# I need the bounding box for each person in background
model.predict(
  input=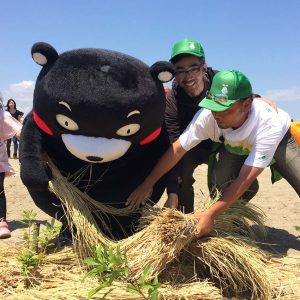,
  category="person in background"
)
[0,93,22,238]
[6,98,23,159]
[127,70,300,239]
